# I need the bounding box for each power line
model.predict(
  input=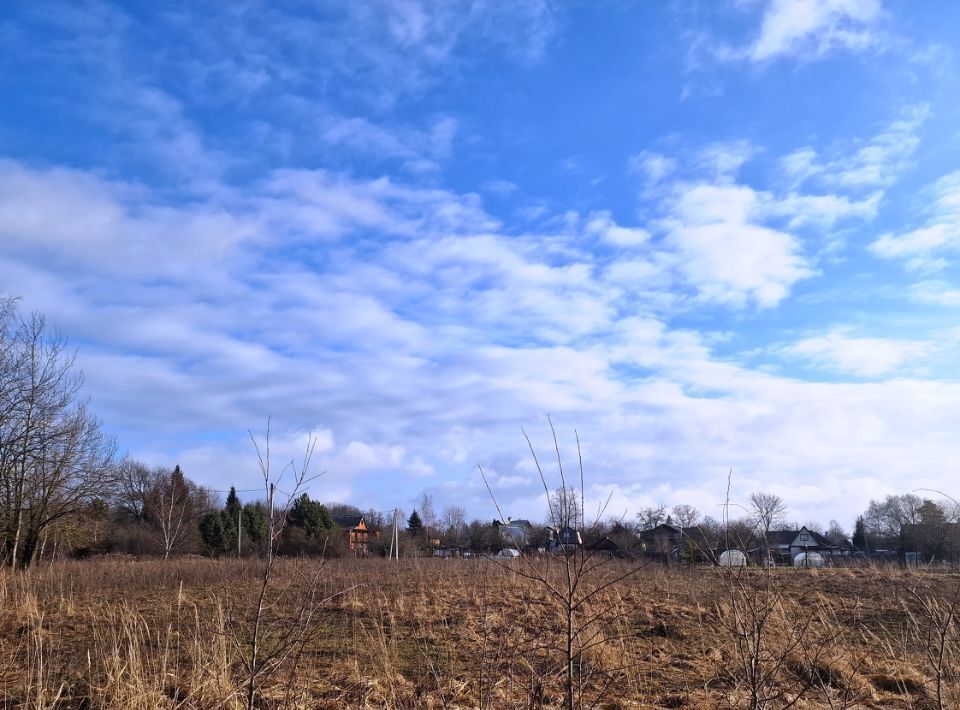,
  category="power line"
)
[205,487,262,494]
